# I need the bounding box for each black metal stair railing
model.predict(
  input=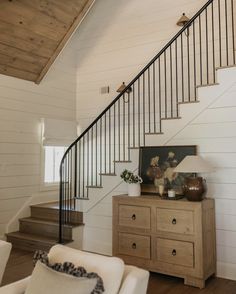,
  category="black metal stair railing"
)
[59,0,236,242]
